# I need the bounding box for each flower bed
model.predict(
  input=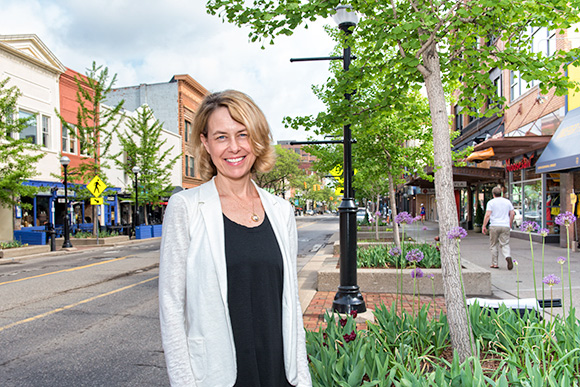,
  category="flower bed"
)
[306,303,580,386]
